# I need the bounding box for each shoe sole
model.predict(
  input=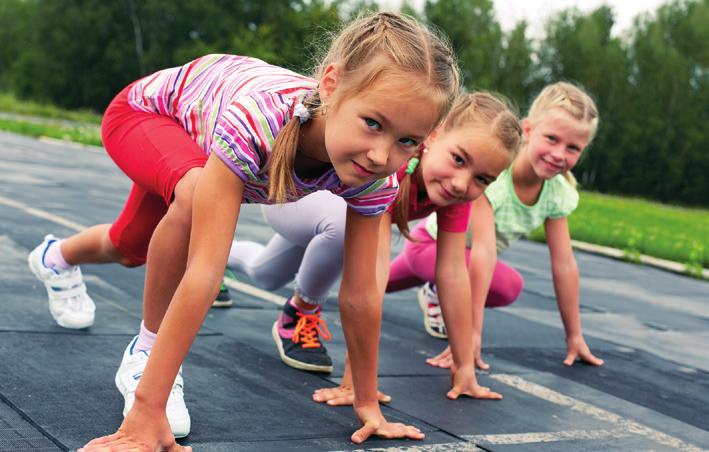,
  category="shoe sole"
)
[271,321,333,374]
[28,253,94,330]
[417,290,448,339]
[211,299,233,308]
[114,359,190,439]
